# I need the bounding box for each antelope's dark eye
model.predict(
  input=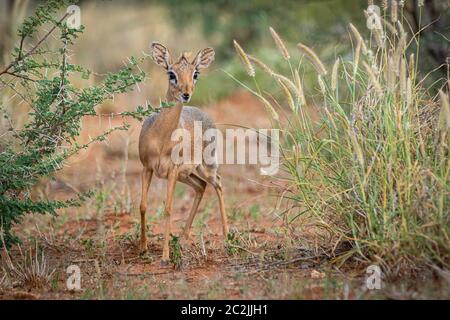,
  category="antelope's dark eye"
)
[193,71,200,80]
[168,71,177,83]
